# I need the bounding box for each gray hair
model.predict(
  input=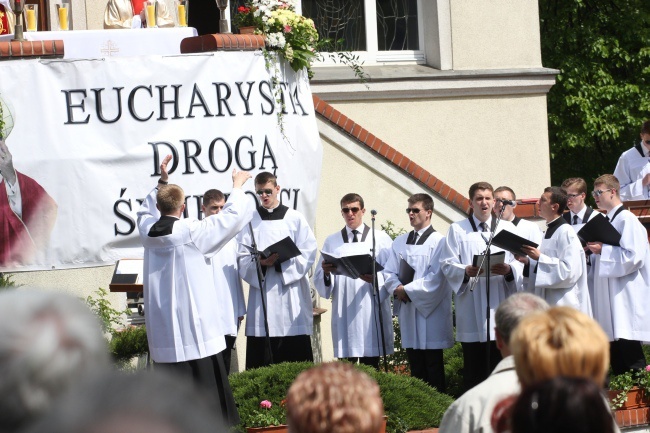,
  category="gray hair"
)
[495,293,549,344]
[0,288,110,432]
[23,370,228,433]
